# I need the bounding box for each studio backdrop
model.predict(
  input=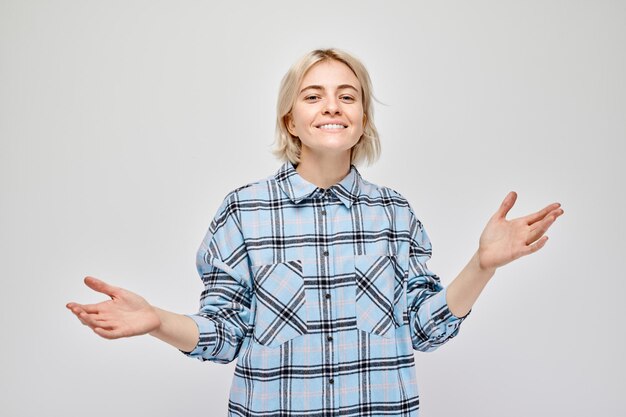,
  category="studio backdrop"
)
[1,1,624,416]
